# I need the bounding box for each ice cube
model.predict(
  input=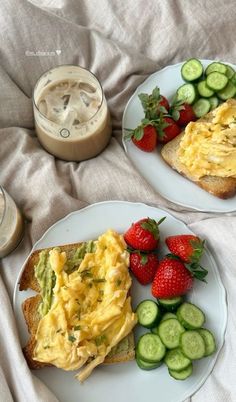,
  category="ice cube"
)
[79,82,96,93]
